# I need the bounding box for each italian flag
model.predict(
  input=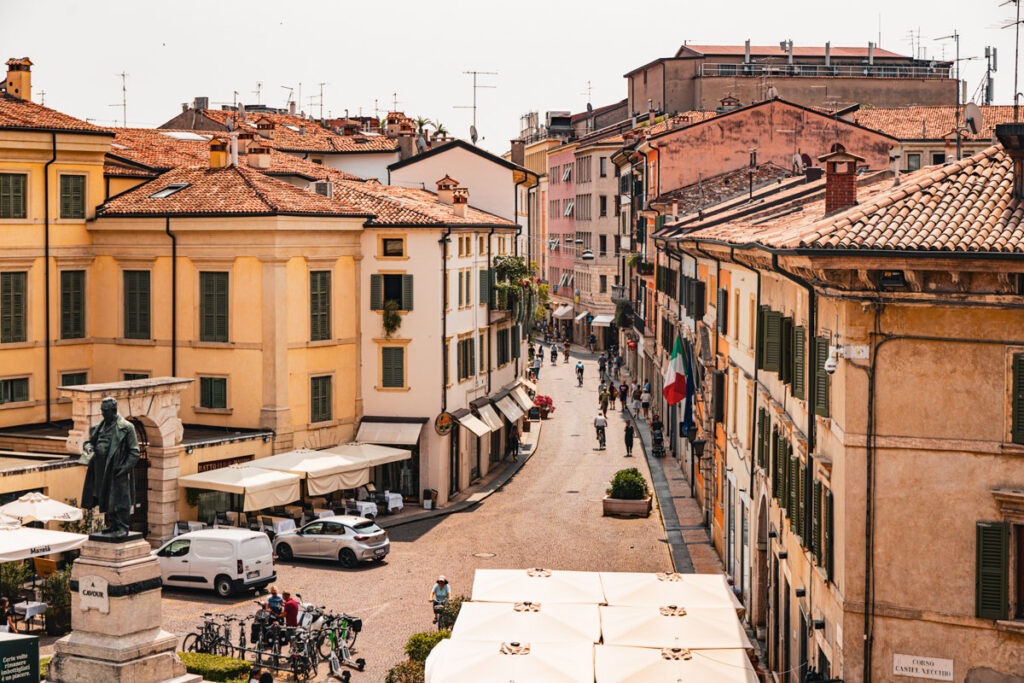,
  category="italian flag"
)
[663,334,687,406]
